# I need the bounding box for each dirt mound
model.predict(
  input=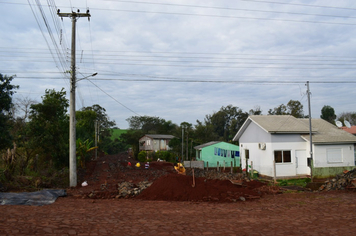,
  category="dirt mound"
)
[68,154,175,199]
[135,173,266,202]
[69,154,273,202]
